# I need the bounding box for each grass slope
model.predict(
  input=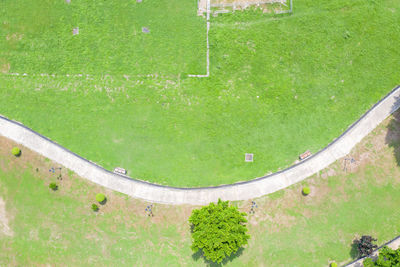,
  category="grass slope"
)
[0,115,400,266]
[0,0,399,186]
